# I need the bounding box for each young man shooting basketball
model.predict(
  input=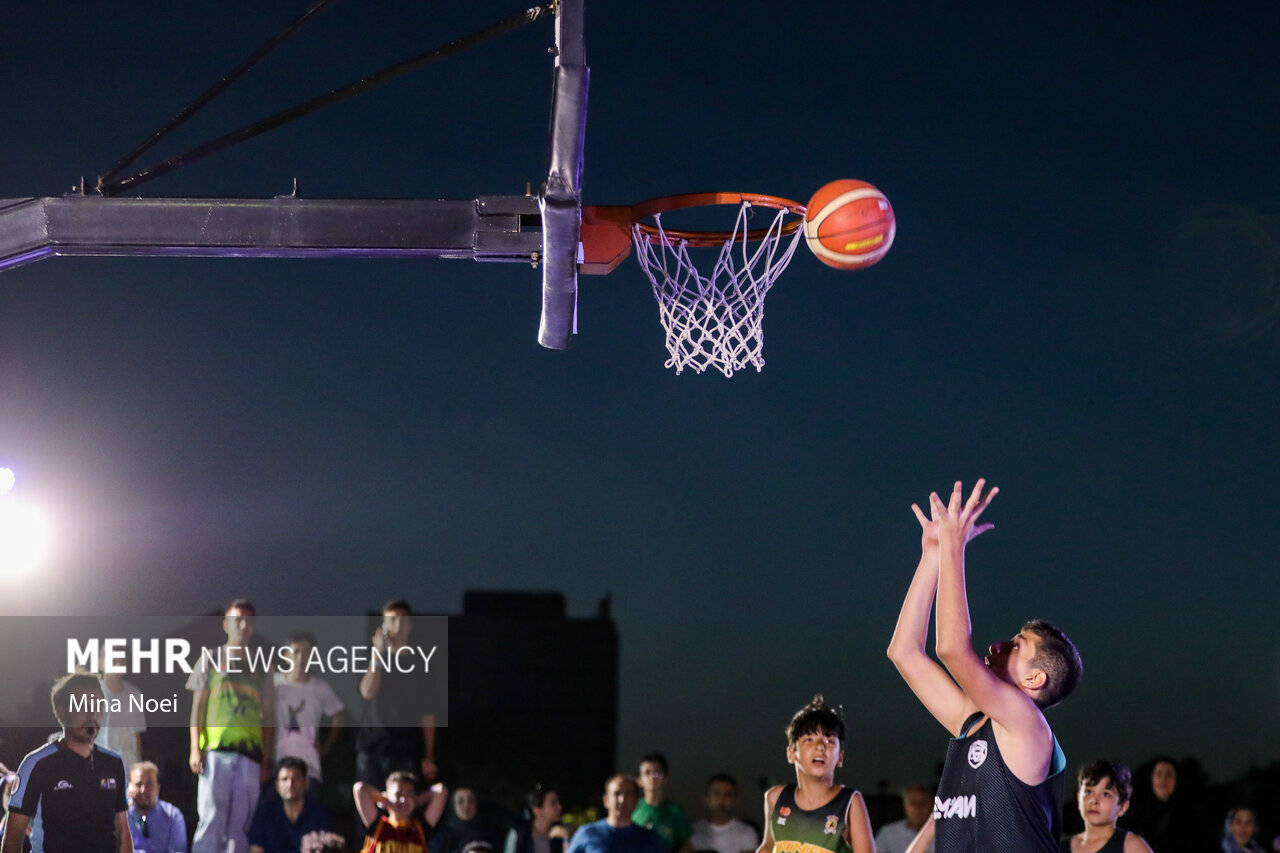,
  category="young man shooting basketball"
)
[887,480,1082,853]
[756,696,875,853]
